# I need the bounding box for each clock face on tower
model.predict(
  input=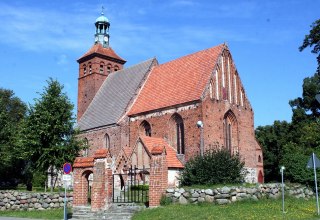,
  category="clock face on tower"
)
[104,36,108,42]
[95,36,98,42]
